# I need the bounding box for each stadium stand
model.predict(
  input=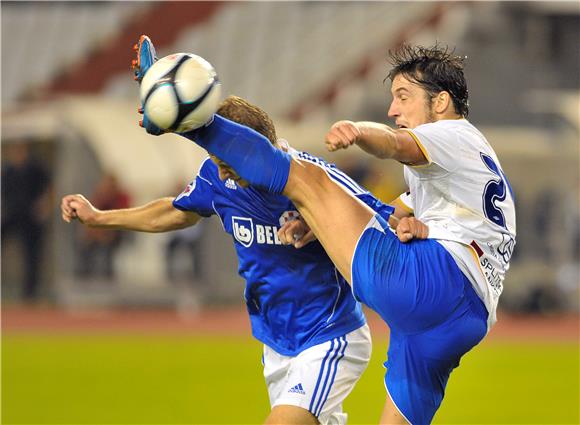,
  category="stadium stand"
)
[2,2,578,311]
[2,2,150,105]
